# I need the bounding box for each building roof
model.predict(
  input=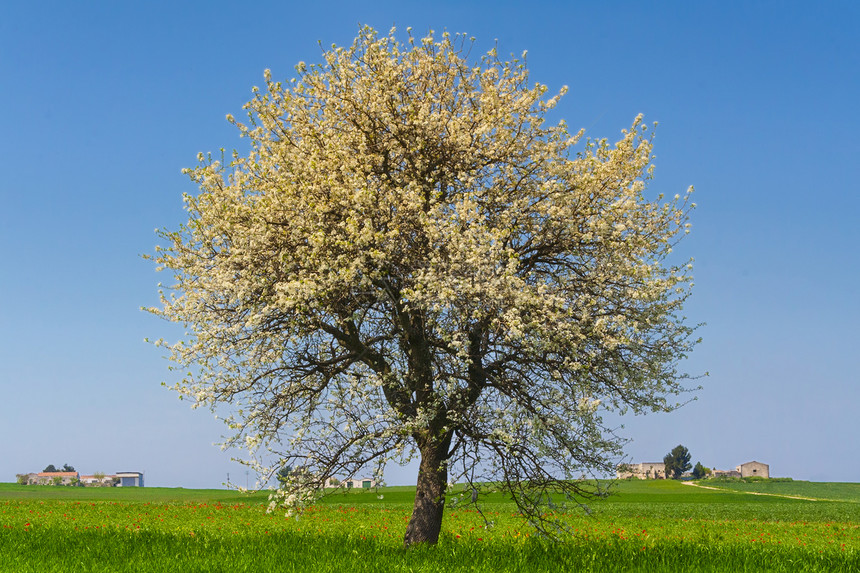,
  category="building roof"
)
[37,472,79,477]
